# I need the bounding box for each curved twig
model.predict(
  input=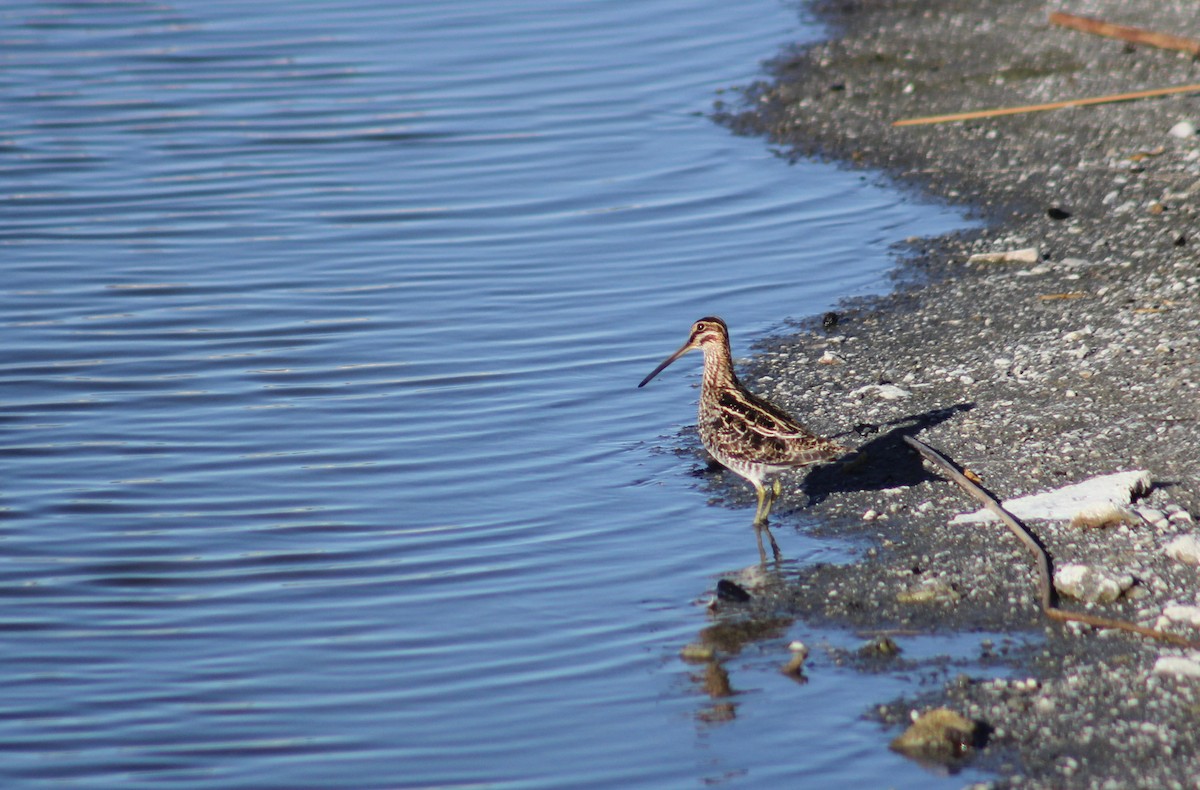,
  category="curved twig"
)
[904,435,1200,649]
